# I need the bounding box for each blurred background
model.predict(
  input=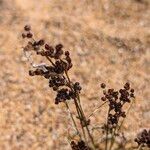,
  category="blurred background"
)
[0,0,149,149]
